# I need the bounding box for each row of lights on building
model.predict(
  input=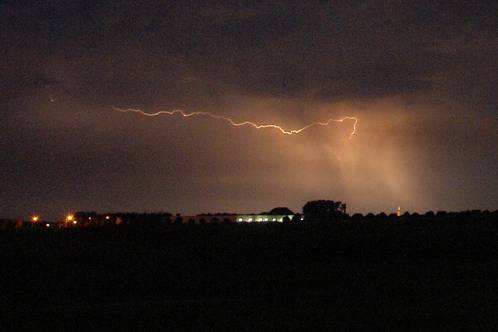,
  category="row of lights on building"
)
[238,217,283,222]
